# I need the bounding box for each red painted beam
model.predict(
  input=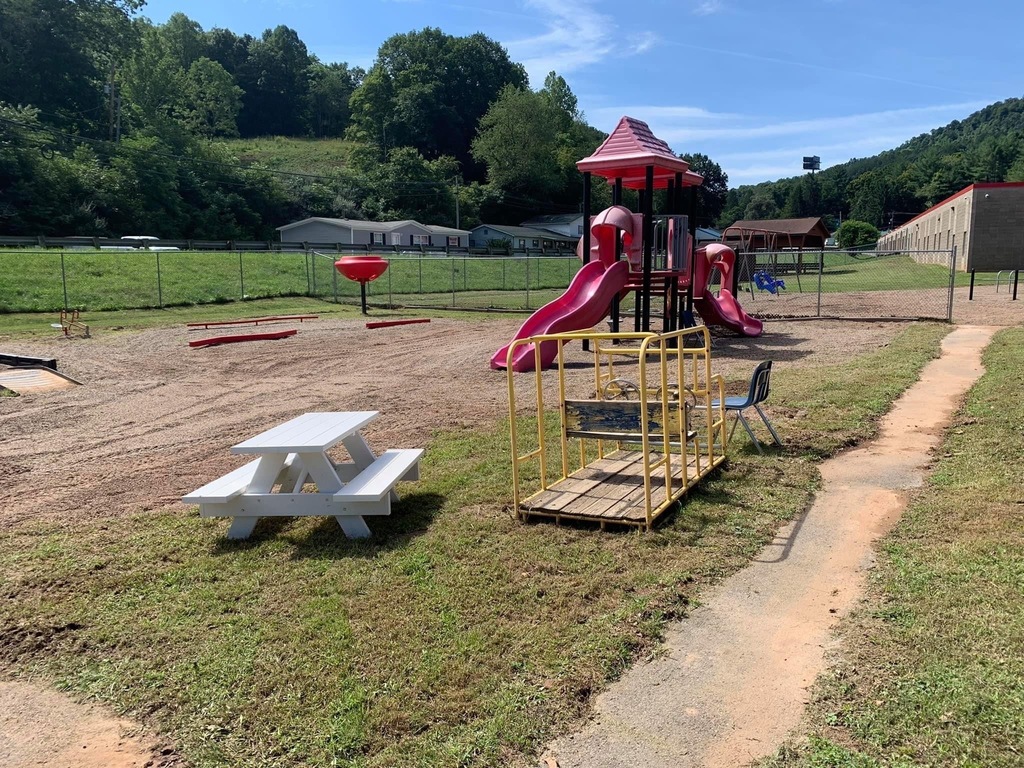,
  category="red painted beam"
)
[189,329,298,348]
[186,315,318,329]
[365,318,431,329]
